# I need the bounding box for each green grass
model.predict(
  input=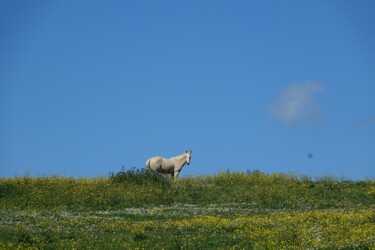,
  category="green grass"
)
[0,169,374,249]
